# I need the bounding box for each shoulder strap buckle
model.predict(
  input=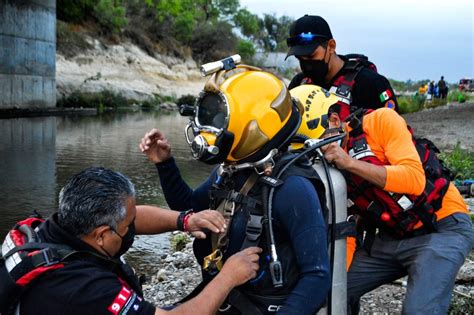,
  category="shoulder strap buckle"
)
[245,214,263,242]
[31,248,62,267]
